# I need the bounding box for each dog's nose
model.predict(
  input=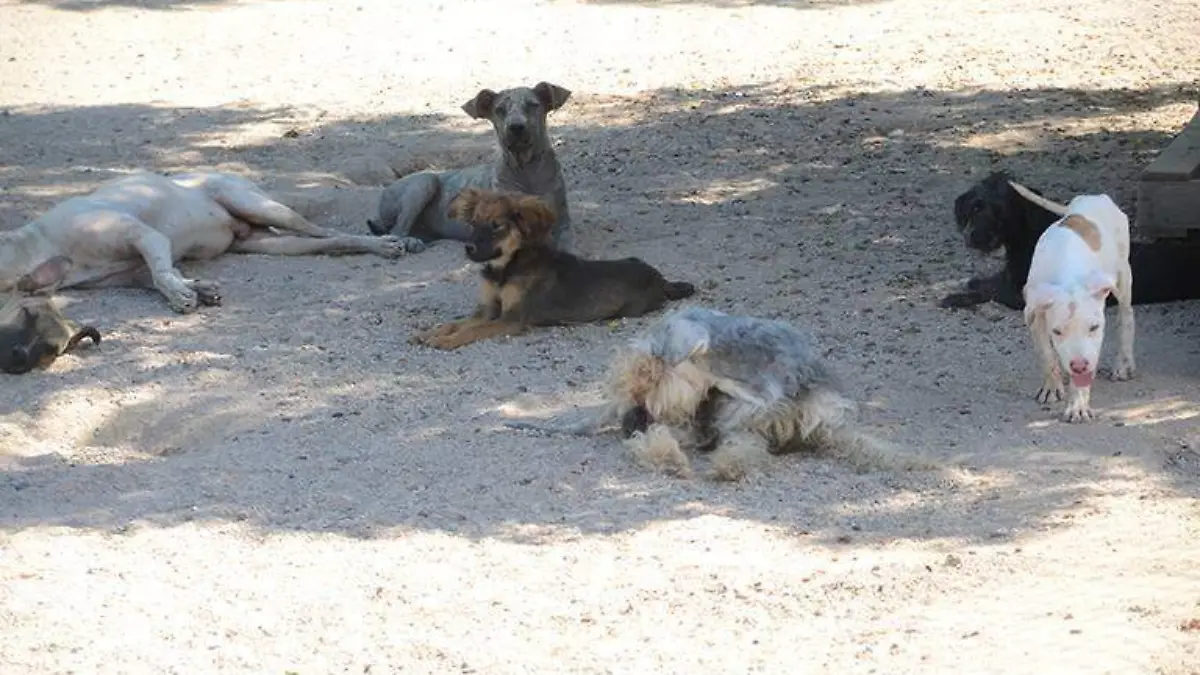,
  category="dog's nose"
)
[9,346,28,367]
[507,122,527,136]
[1069,358,1090,374]
[465,243,477,256]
